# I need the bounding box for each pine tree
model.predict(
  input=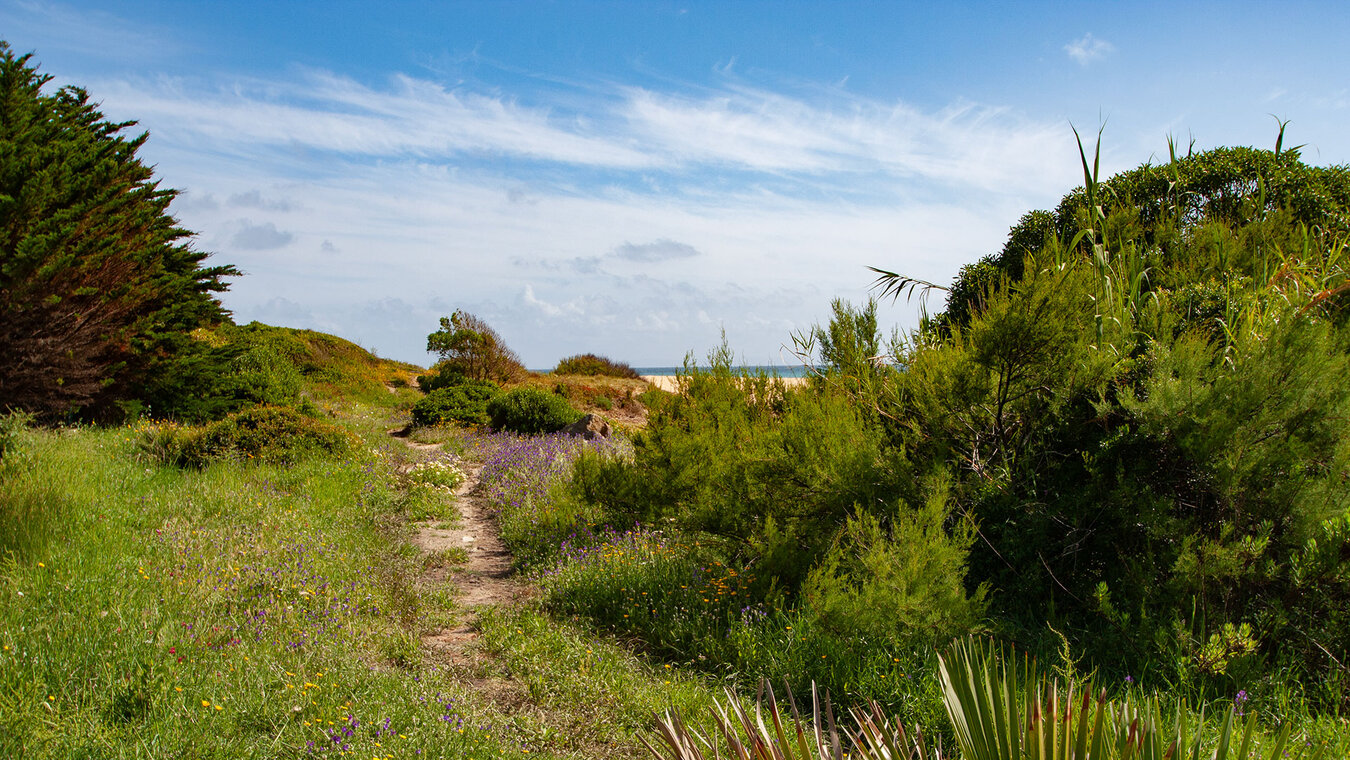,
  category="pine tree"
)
[0,42,237,418]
